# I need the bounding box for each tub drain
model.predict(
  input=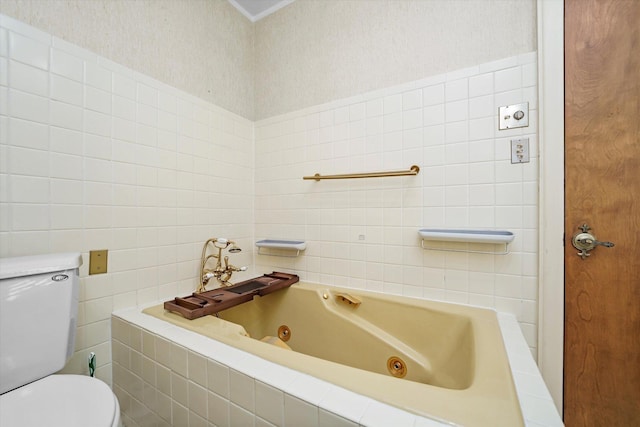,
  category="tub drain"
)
[387,356,407,378]
[277,325,291,342]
